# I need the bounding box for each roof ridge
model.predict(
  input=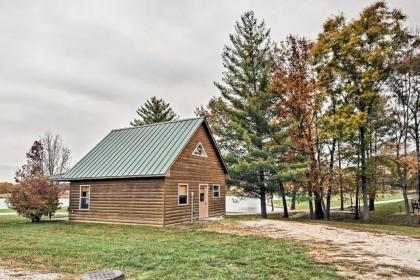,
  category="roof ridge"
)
[111,117,203,132]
